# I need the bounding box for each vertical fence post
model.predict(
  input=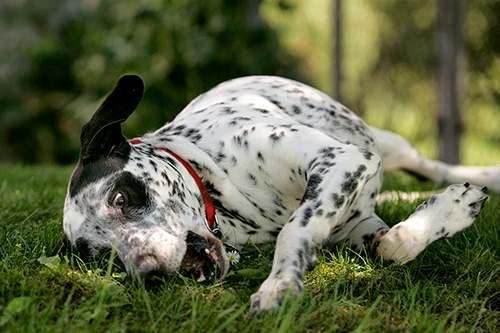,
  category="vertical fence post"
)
[333,0,343,103]
[437,0,464,164]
